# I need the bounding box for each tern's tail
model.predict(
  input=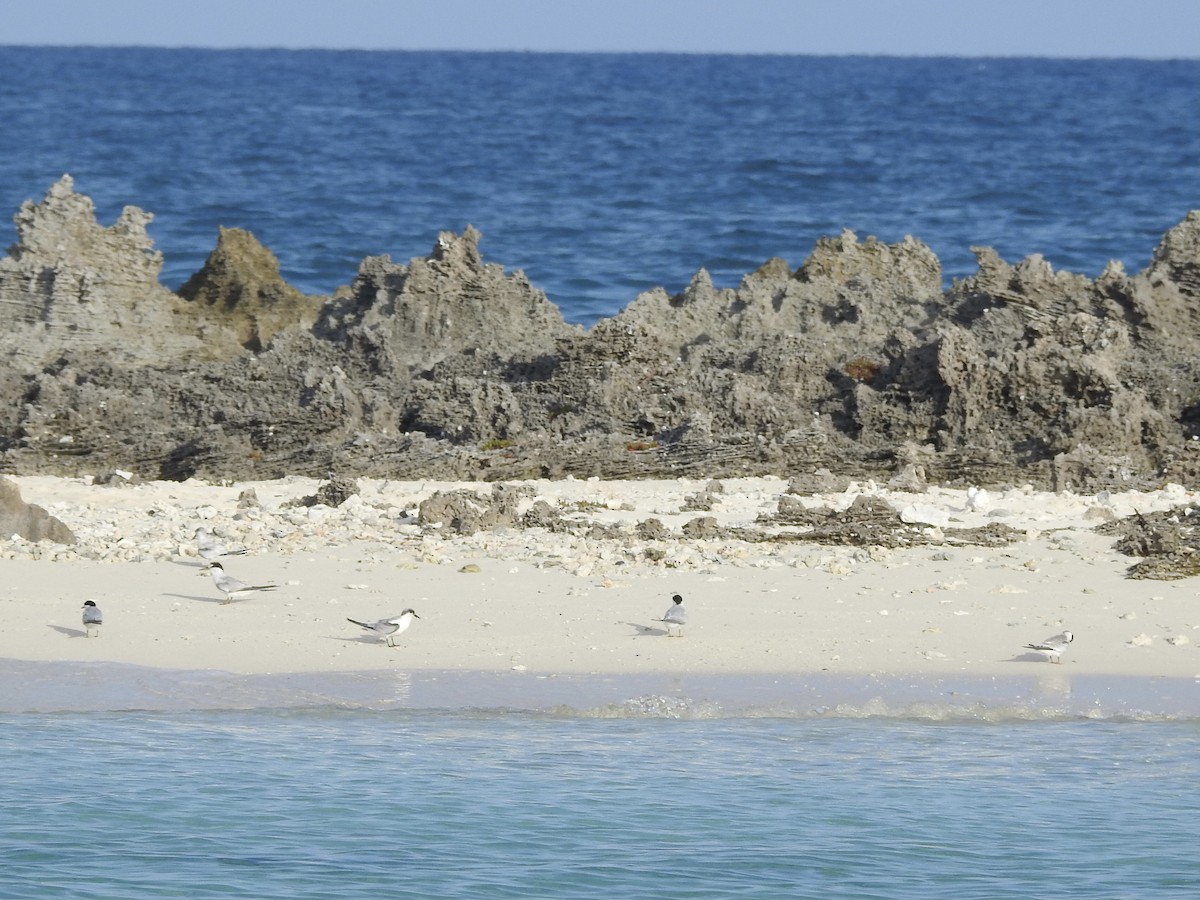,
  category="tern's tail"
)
[347,618,371,629]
